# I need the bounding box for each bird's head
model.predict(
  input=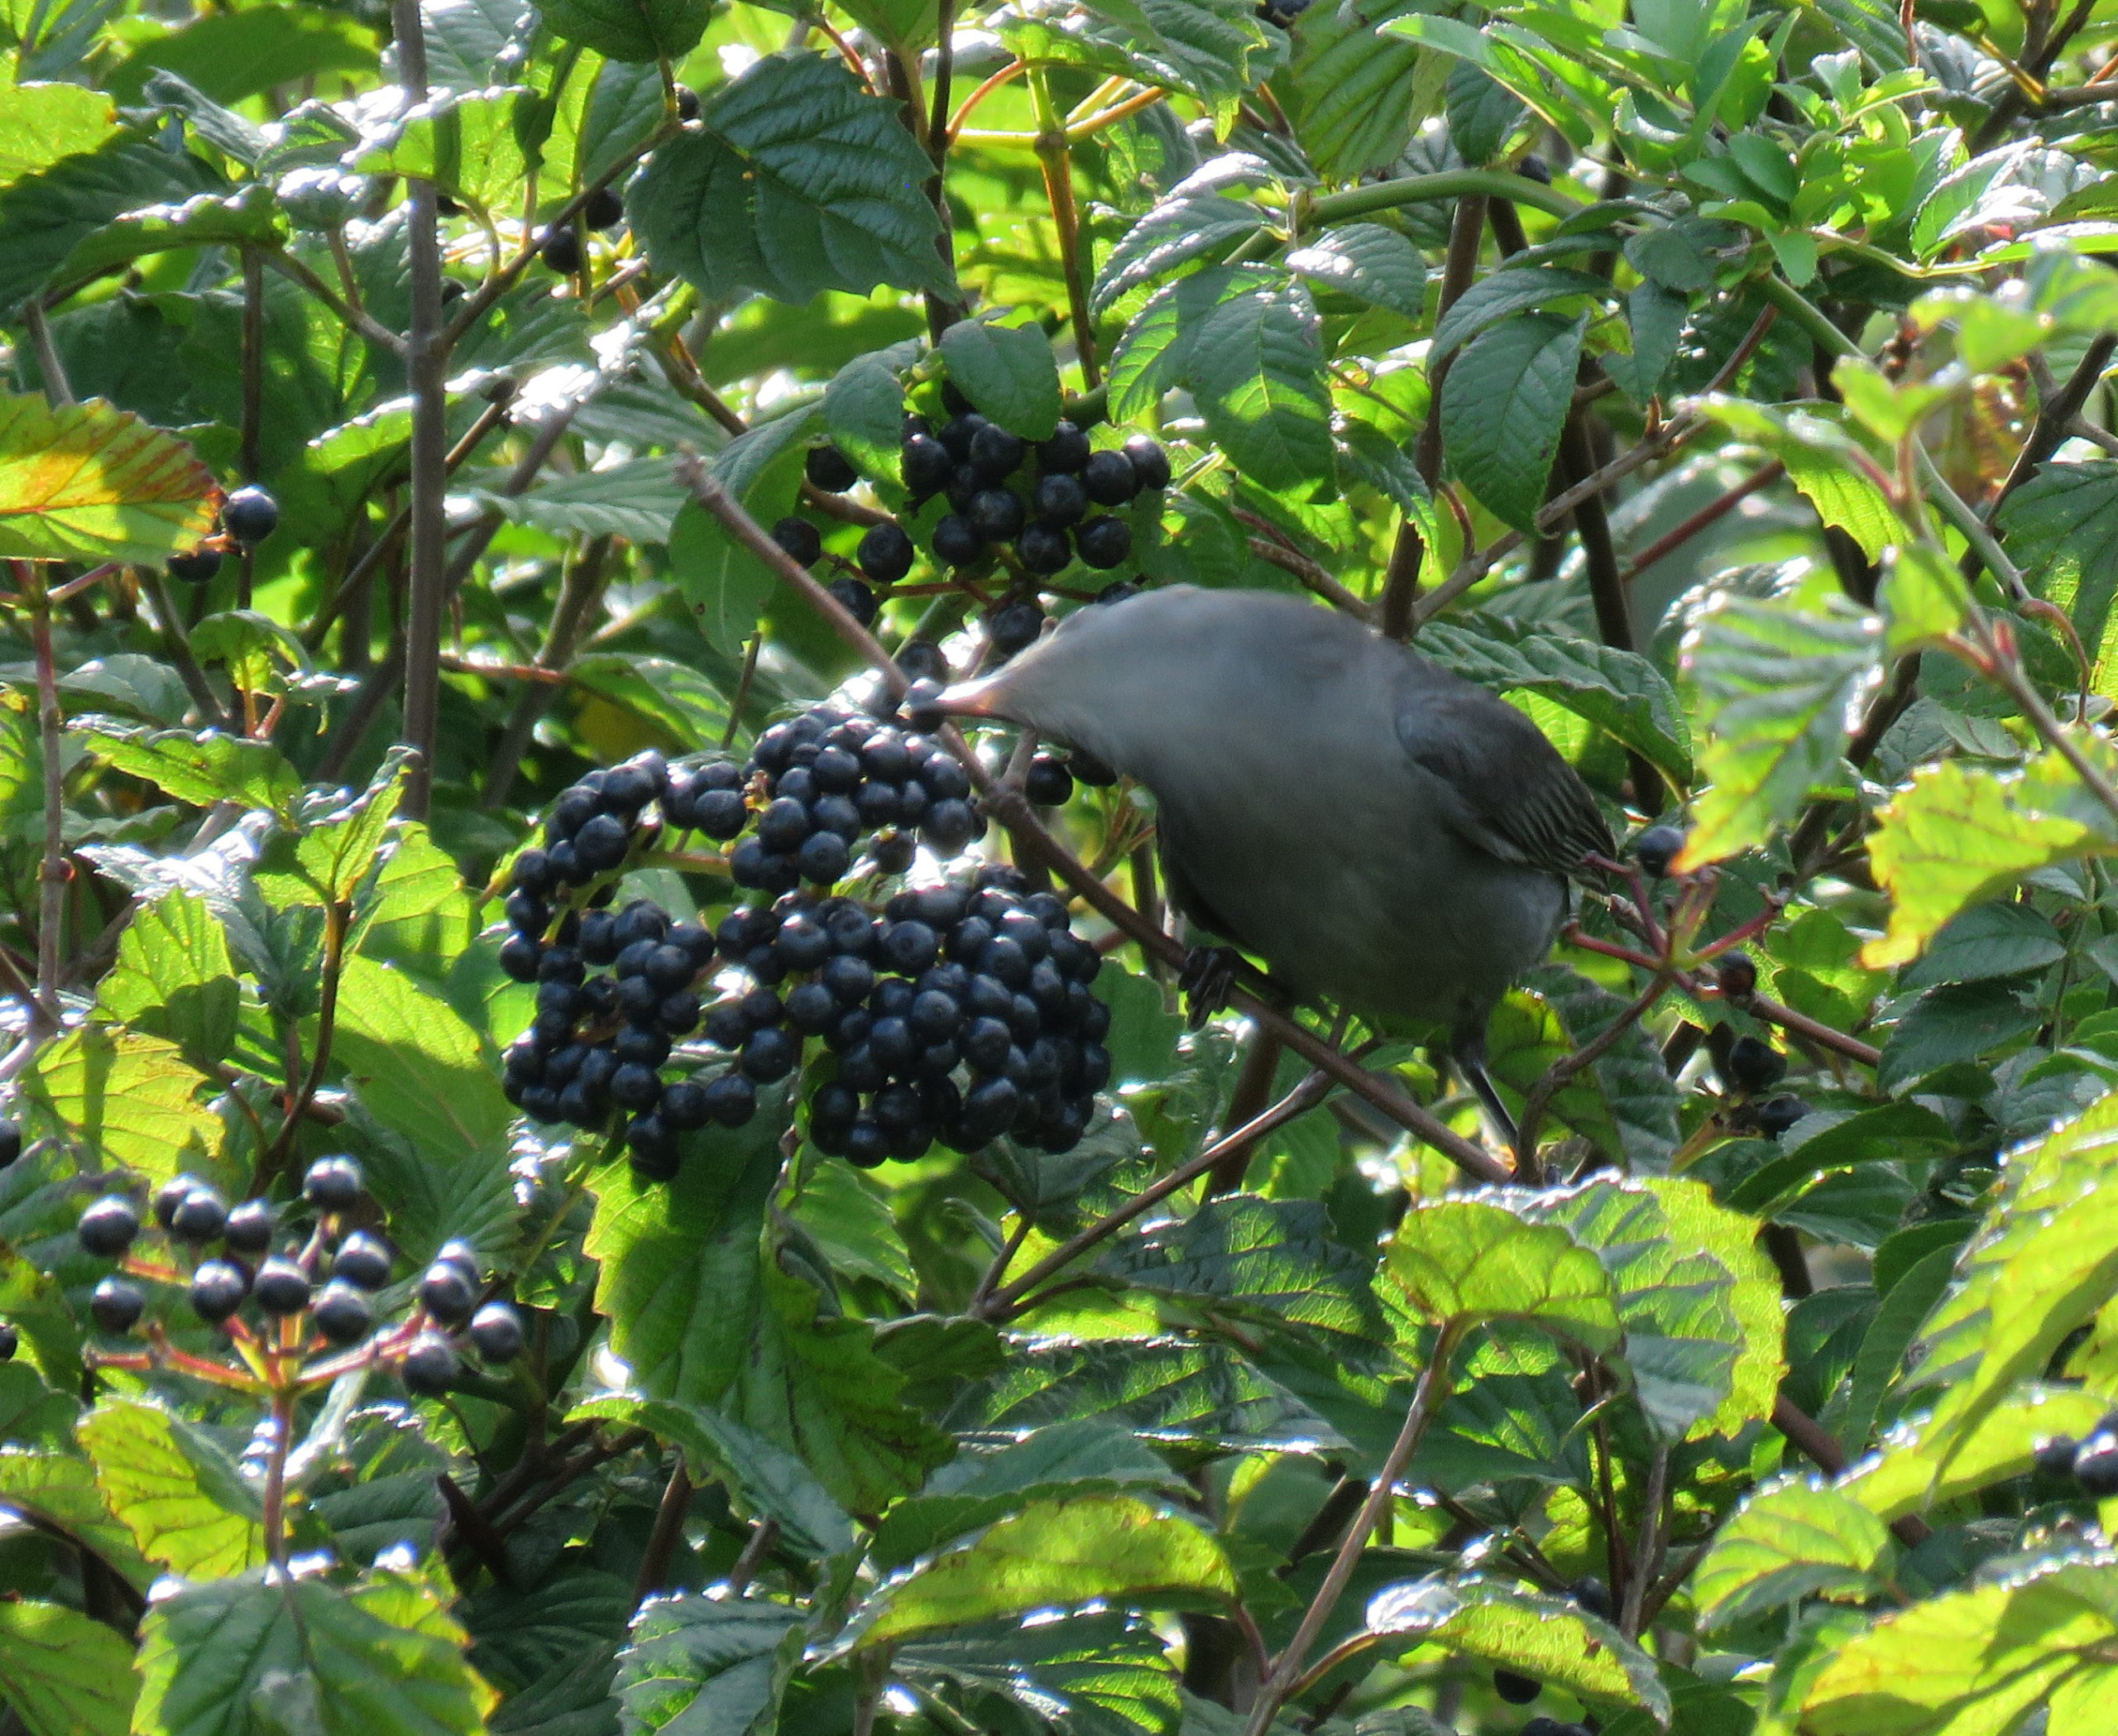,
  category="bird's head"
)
[937,585,1215,769]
